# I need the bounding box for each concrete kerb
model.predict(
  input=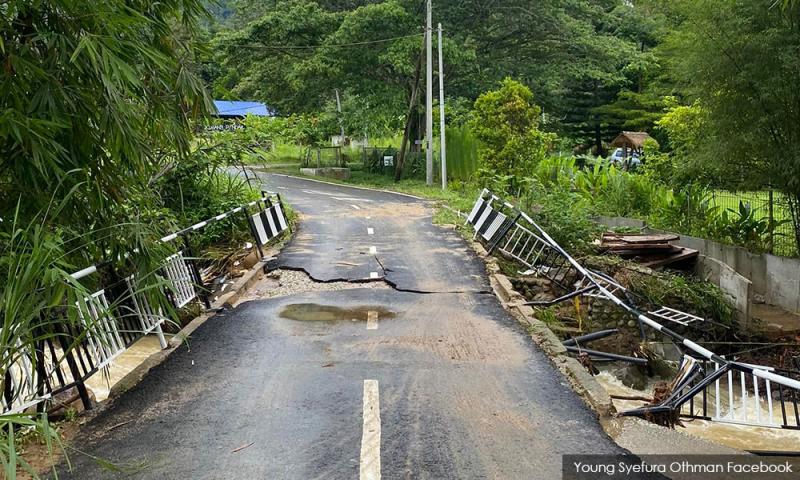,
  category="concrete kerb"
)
[107,248,283,402]
[476,243,615,417]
